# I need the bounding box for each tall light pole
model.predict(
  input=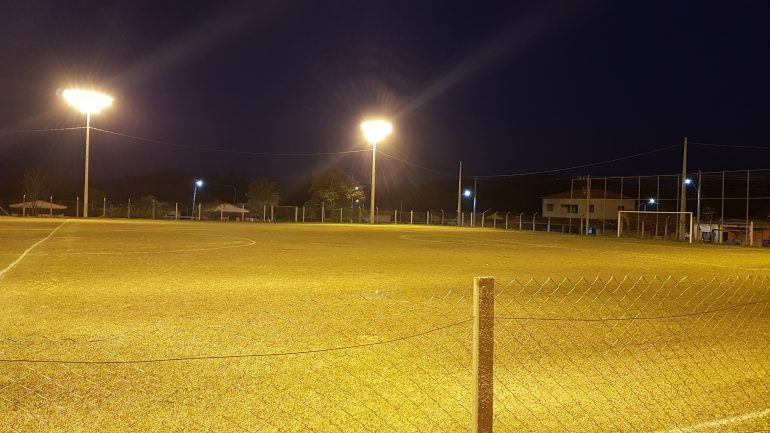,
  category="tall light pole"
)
[361,119,393,224]
[192,179,203,219]
[62,89,113,218]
